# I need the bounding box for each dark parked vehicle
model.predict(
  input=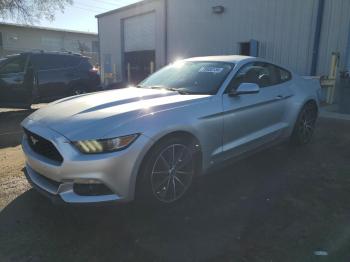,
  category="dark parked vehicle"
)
[0,52,101,107]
